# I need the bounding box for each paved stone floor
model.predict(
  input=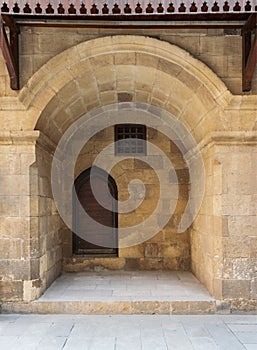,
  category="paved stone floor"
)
[0,314,257,349]
[38,271,214,302]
